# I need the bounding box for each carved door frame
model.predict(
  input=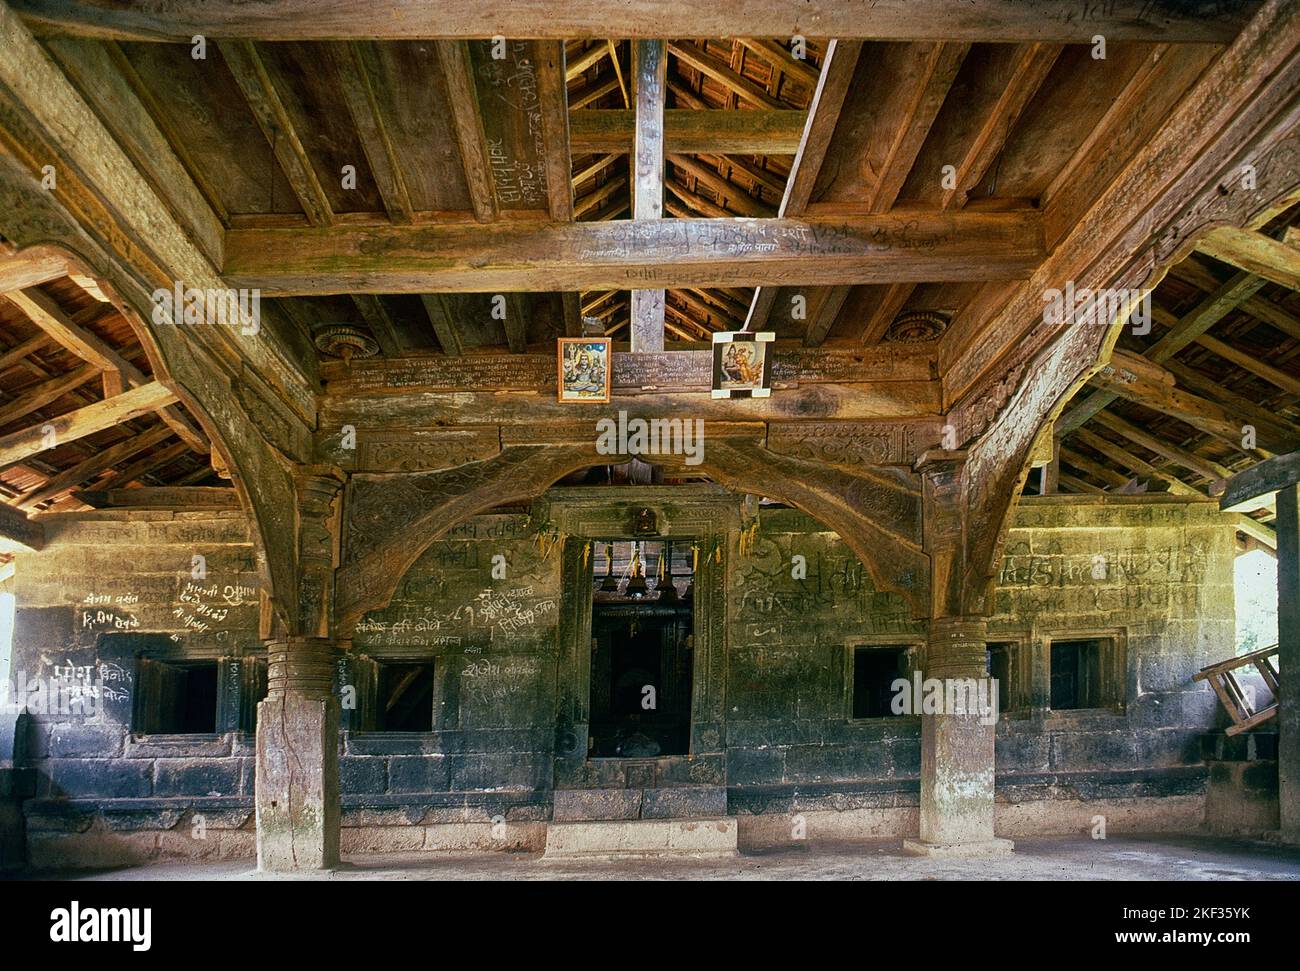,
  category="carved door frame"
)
[542,485,741,791]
